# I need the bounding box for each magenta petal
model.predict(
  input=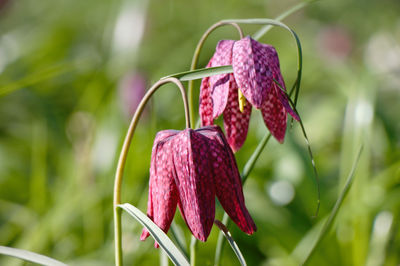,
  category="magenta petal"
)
[198,126,257,234]
[199,60,214,126]
[266,47,300,121]
[222,75,252,152]
[209,40,235,118]
[172,129,215,241]
[261,86,287,143]
[232,36,271,109]
[141,131,179,247]
[274,80,300,121]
